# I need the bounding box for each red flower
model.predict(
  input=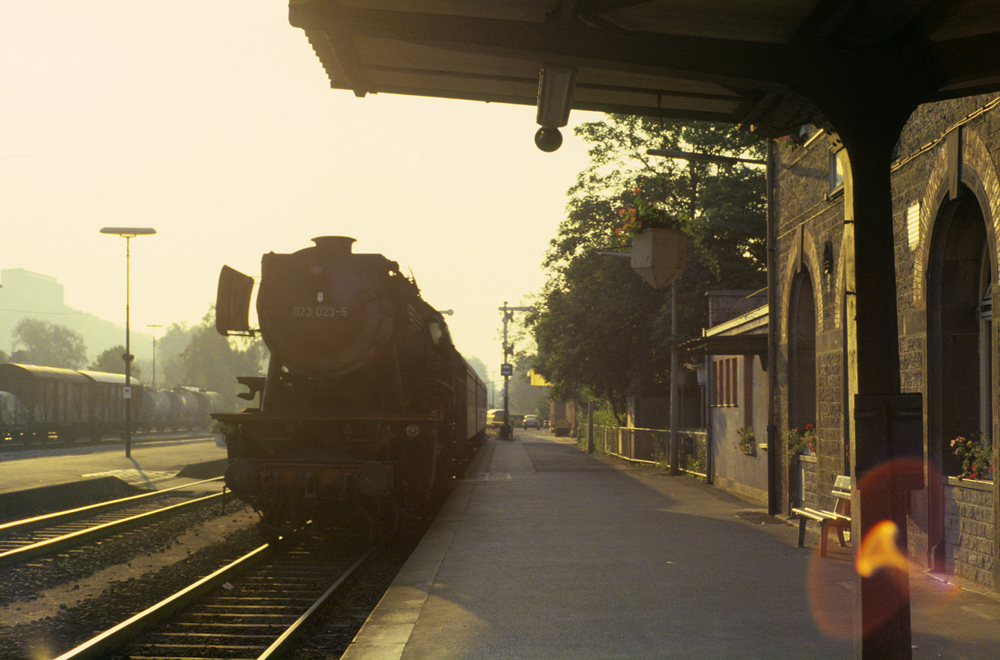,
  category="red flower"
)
[805,423,815,430]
